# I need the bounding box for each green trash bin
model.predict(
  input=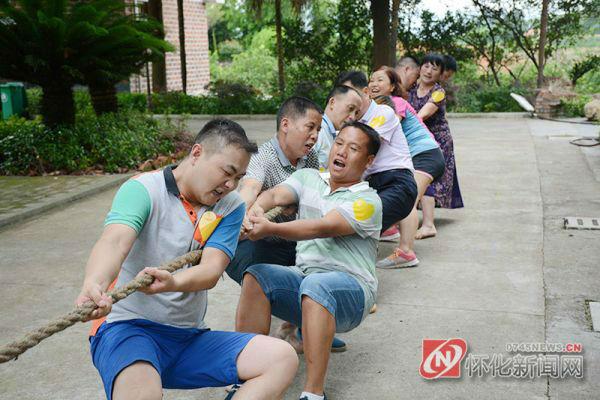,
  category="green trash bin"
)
[0,82,27,120]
